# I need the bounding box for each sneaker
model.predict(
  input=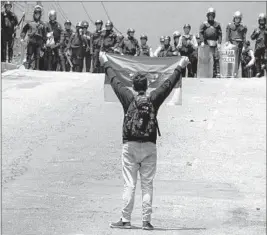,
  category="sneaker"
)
[110,219,131,229]
[142,221,154,230]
